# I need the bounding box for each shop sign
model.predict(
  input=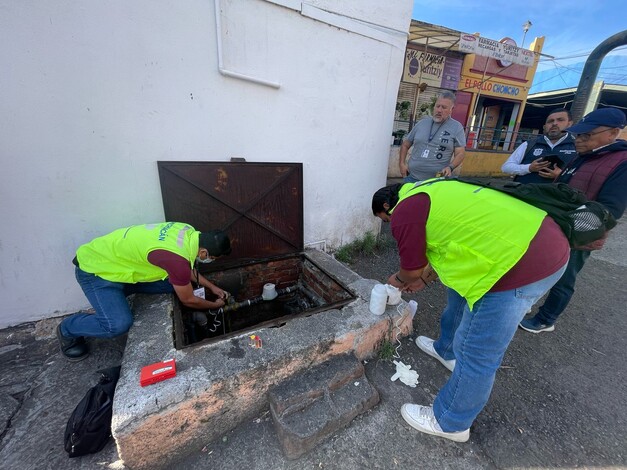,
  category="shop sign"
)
[462,77,523,97]
[403,50,462,89]
[459,34,534,67]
